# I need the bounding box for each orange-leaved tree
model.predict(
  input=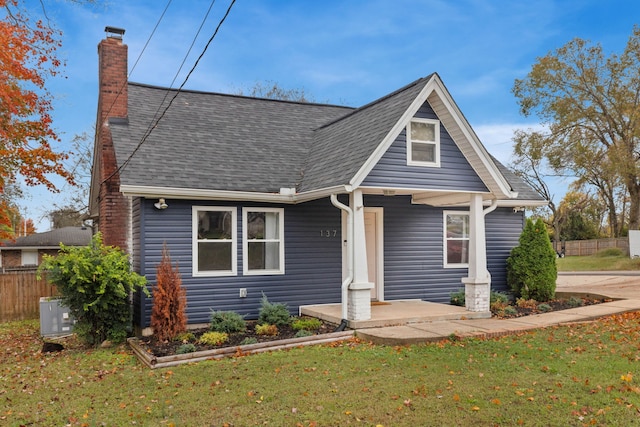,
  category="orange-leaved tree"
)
[0,0,74,239]
[151,244,187,341]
